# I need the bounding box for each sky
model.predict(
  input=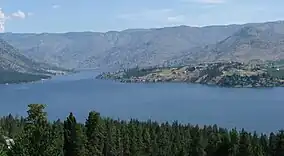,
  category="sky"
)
[1,0,284,33]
